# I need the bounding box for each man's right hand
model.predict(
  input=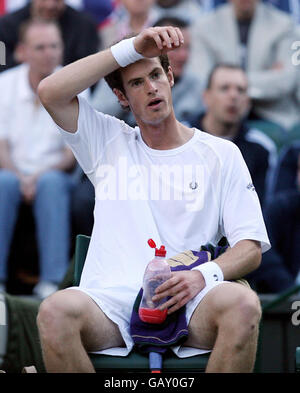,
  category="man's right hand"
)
[133,26,184,59]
